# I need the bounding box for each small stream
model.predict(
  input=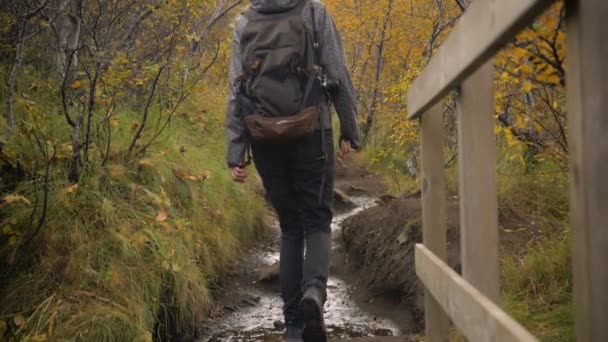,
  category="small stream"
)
[199,197,401,341]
